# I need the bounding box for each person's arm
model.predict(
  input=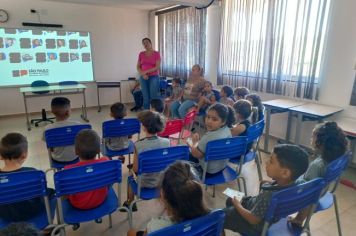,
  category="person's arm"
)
[133,147,139,173]
[231,197,262,225]
[230,124,246,136]
[188,133,204,159]
[127,229,147,236]
[136,60,145,76]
